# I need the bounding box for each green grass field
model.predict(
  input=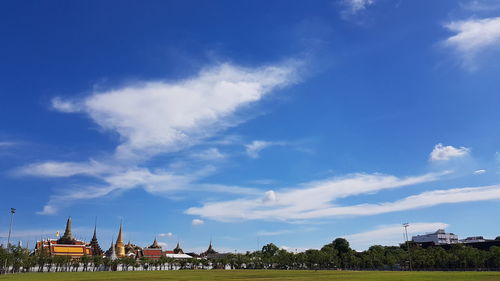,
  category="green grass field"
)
[1,270,500,281]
